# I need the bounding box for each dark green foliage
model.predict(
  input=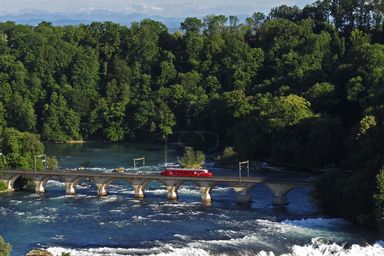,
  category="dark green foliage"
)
[46,156,58,170]
[375,169,384,225]
[42,92,81,142]
[0,181,7,192]
[216,147,239,167]
[180,147,205,169]
[0,128,44,169]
